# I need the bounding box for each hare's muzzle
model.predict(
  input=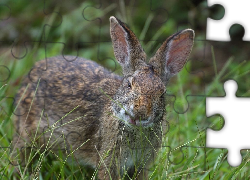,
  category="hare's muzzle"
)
[124,110,148,126]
